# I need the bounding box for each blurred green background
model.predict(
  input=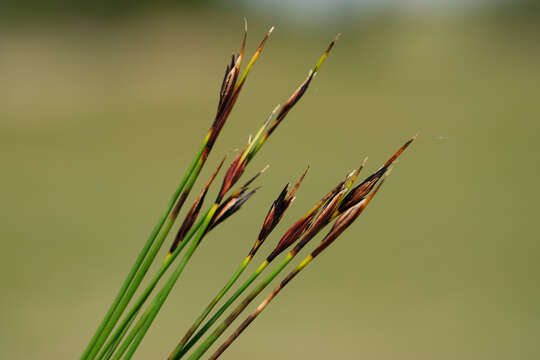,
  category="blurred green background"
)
[1,1,539,359]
